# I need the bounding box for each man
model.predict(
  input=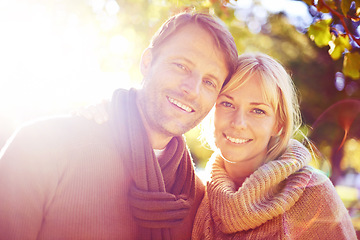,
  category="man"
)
[0,11,238,239]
